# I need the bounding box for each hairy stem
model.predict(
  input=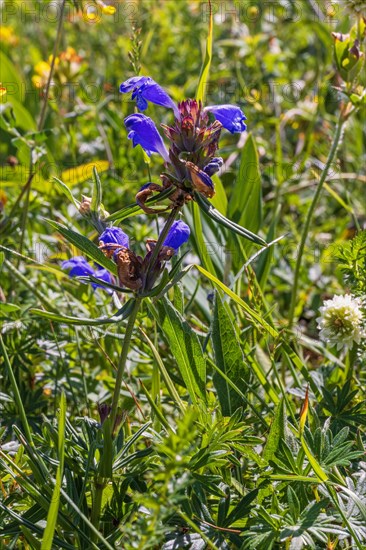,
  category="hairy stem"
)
[288,115,346,328]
